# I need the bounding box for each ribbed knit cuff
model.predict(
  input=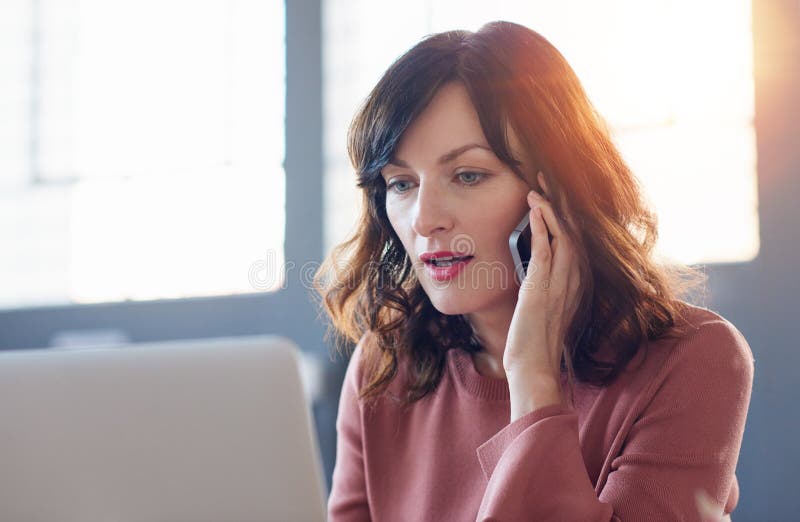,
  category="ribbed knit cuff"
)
[476,403,575,481]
